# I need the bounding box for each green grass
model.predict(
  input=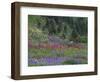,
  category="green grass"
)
[29,47,87,58]
[62,60,78,64]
